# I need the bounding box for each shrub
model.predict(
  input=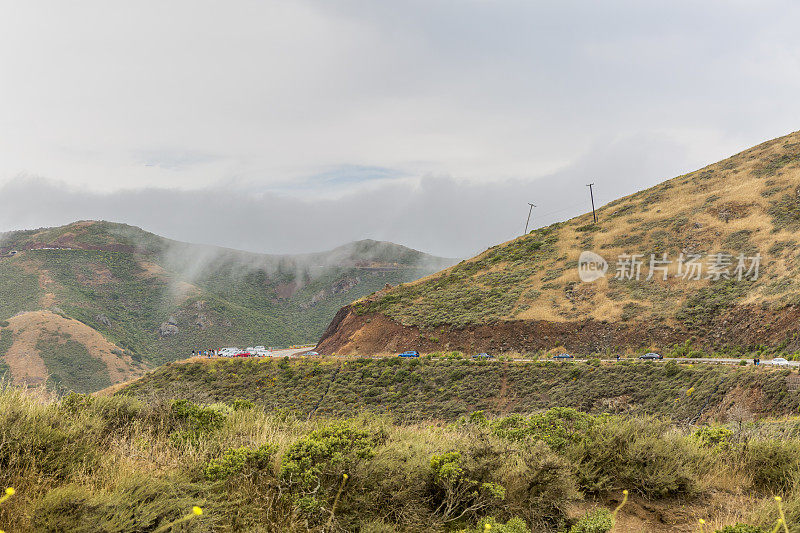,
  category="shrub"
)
[204,443,277,481]
[169,399,227,445]
[60,392,94,415]
[90,395,144,432]
[569,508,615,533]
[715,525,764,533]
[280,421,384,525]
[664,360,680,376]
[231,399,254,411]
[472,516,529,532]
[281,421,381,491]
[428,451,505,522]
[0,391,100,482]
[694,426,734,450]
[489,408,596,452]
[568,416,702,497]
